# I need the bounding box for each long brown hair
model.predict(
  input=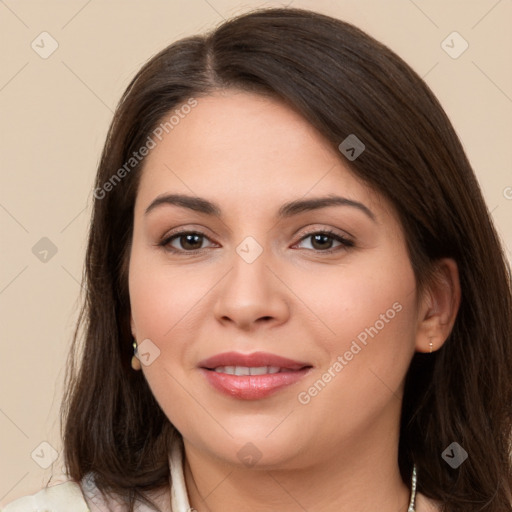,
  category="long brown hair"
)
[61,7,512,511]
